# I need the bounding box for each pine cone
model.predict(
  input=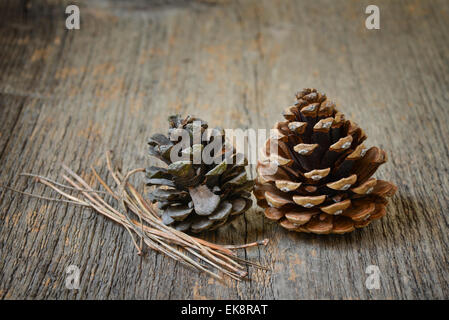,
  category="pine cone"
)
[147,115,254,233]
[254,88,397,234]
